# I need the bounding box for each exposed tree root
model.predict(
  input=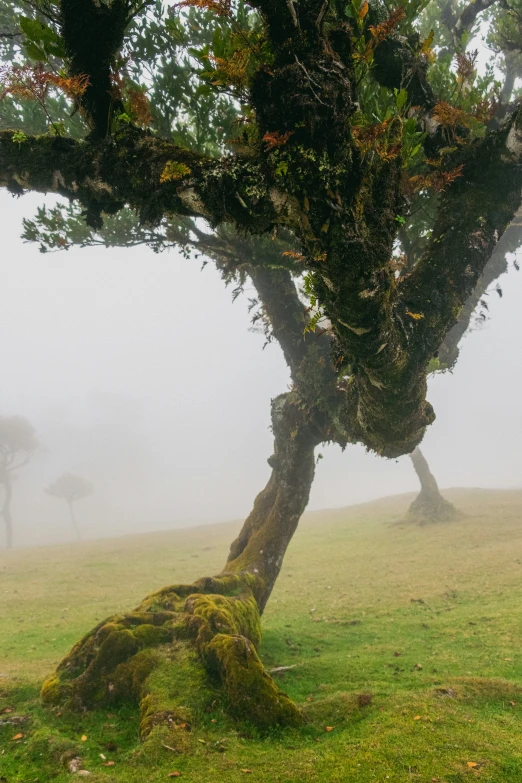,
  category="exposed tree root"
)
[408,447,461,525]
[407,492,461,526]
[41,573,302,735]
